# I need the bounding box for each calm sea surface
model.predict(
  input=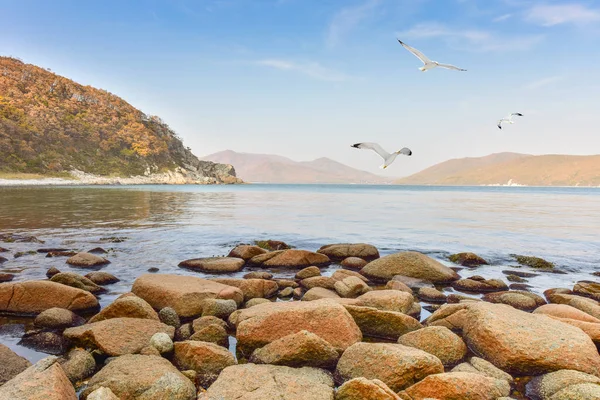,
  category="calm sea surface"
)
[1,184,599,362]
